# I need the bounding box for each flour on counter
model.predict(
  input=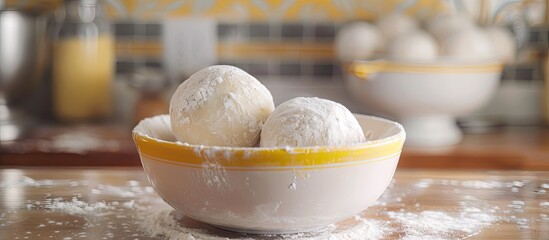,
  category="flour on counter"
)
[7,176,549,240]
[0,176,88,188]
[387,209,496,239]
[414,178,531,190]
[135,205,387,240]
[37,131,121,154]
[45,197,116,216]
